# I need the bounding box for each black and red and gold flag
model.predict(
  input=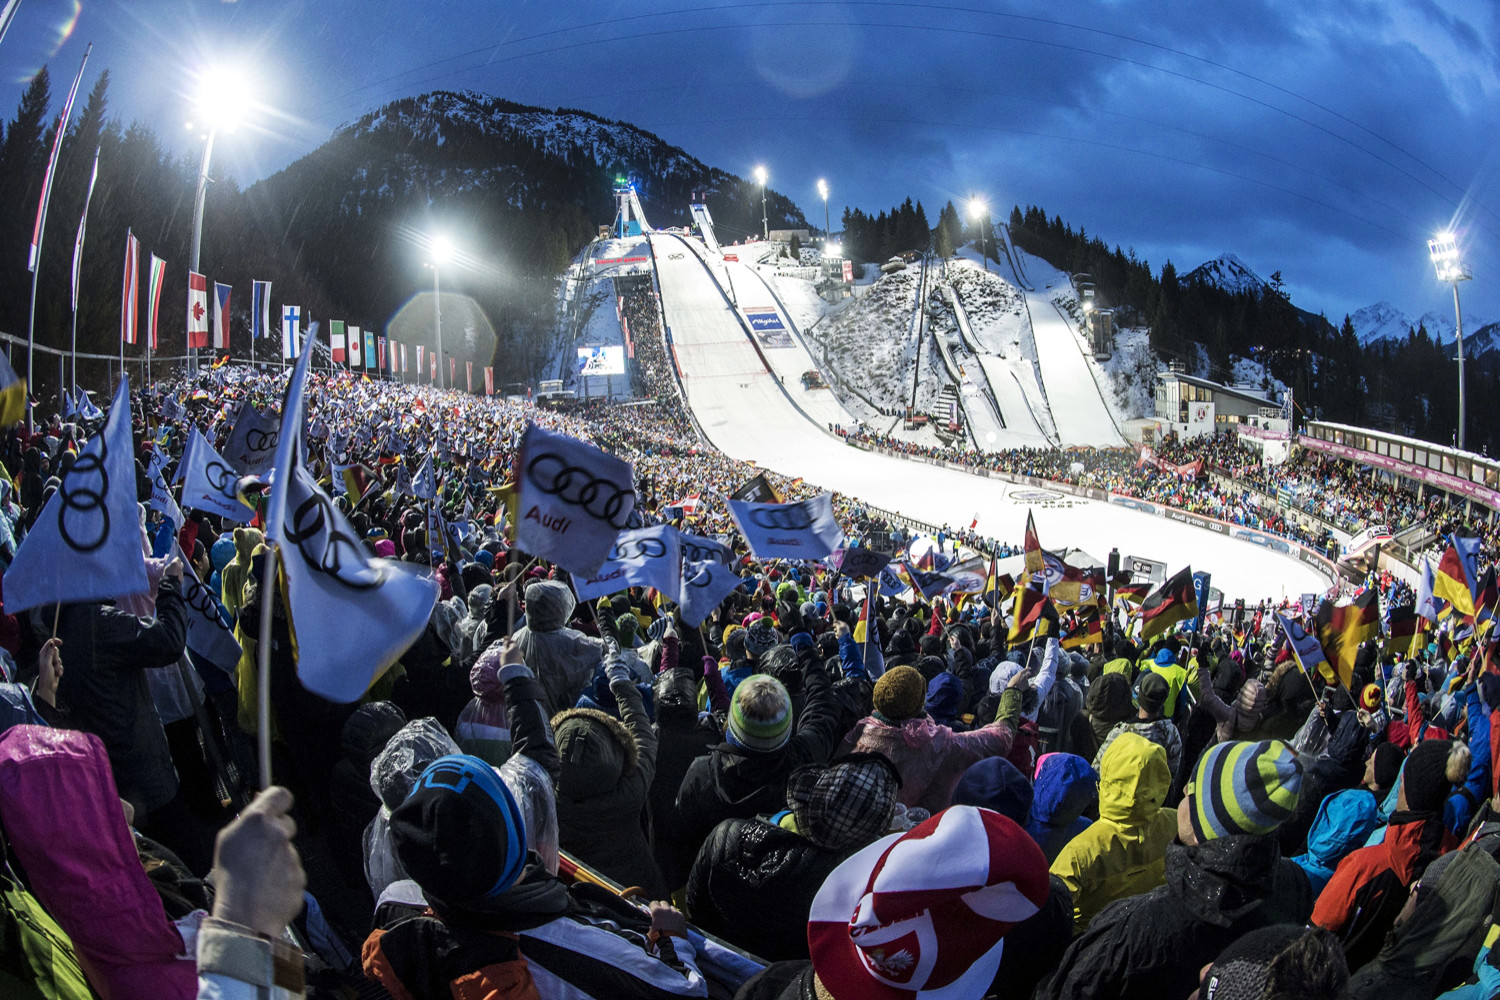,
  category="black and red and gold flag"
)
[1315,589,1380,687]
[1140,566,1198,643]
